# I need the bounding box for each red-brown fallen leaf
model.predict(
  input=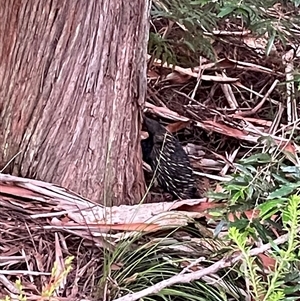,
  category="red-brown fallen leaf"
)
[165,71,192,84]
[166,120,192,133]
[0,184,38,197]
[147,69,160,78]
[61,216,71,223]
[227,210,261,221]
[203,120,248,139]
[193,58,236,71]
[258,253,276,271]
[144,104,297,159]
[176,201,224,214]
[111,261,124,271]
[276,140,296,154]
[232,116,273,127]
[145,102,189,121]
[200,120,297,157]
[215,184,224,193]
